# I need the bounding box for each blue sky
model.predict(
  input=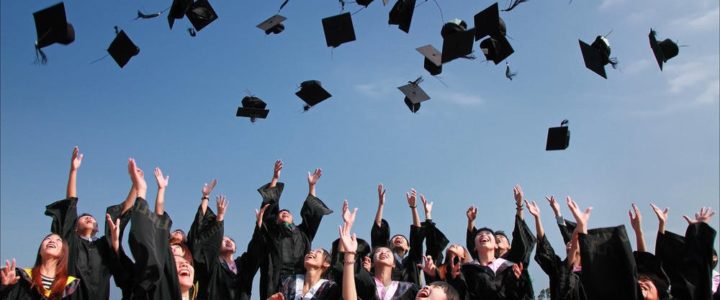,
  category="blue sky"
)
[1,0,718,298]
